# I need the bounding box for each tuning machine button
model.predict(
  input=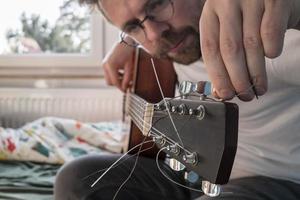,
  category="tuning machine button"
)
[202,181,221,197]
[179,81,212,96]
[182,152,198,165]
[169,158,185,171]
